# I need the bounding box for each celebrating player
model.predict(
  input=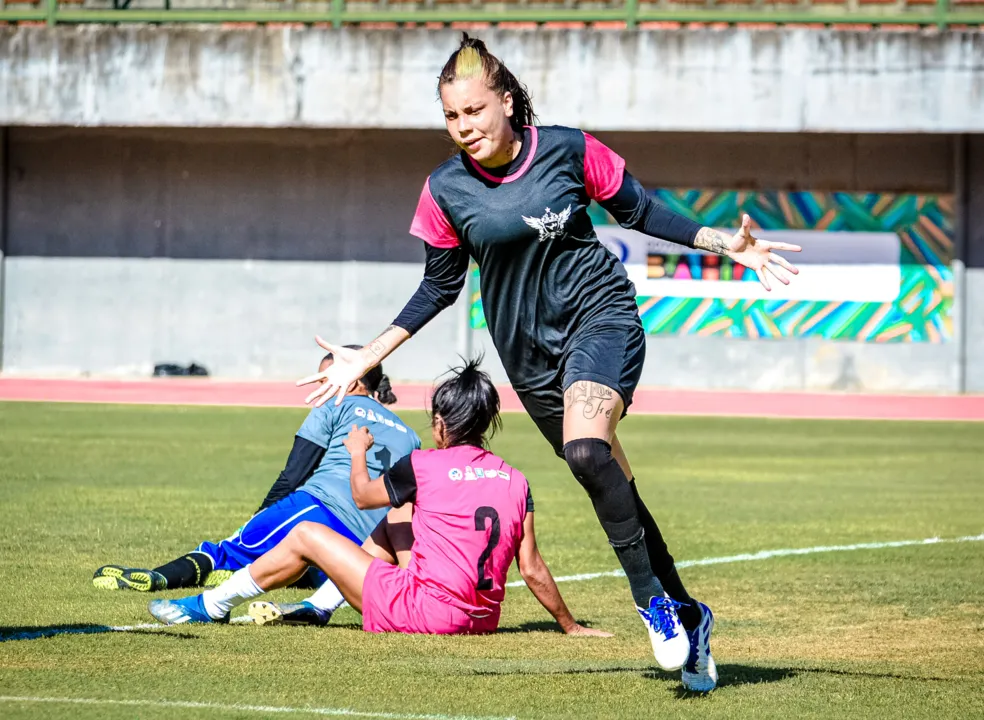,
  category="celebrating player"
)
[298,35,803,691]
[149,361,610,639]
[93,350,419,612]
